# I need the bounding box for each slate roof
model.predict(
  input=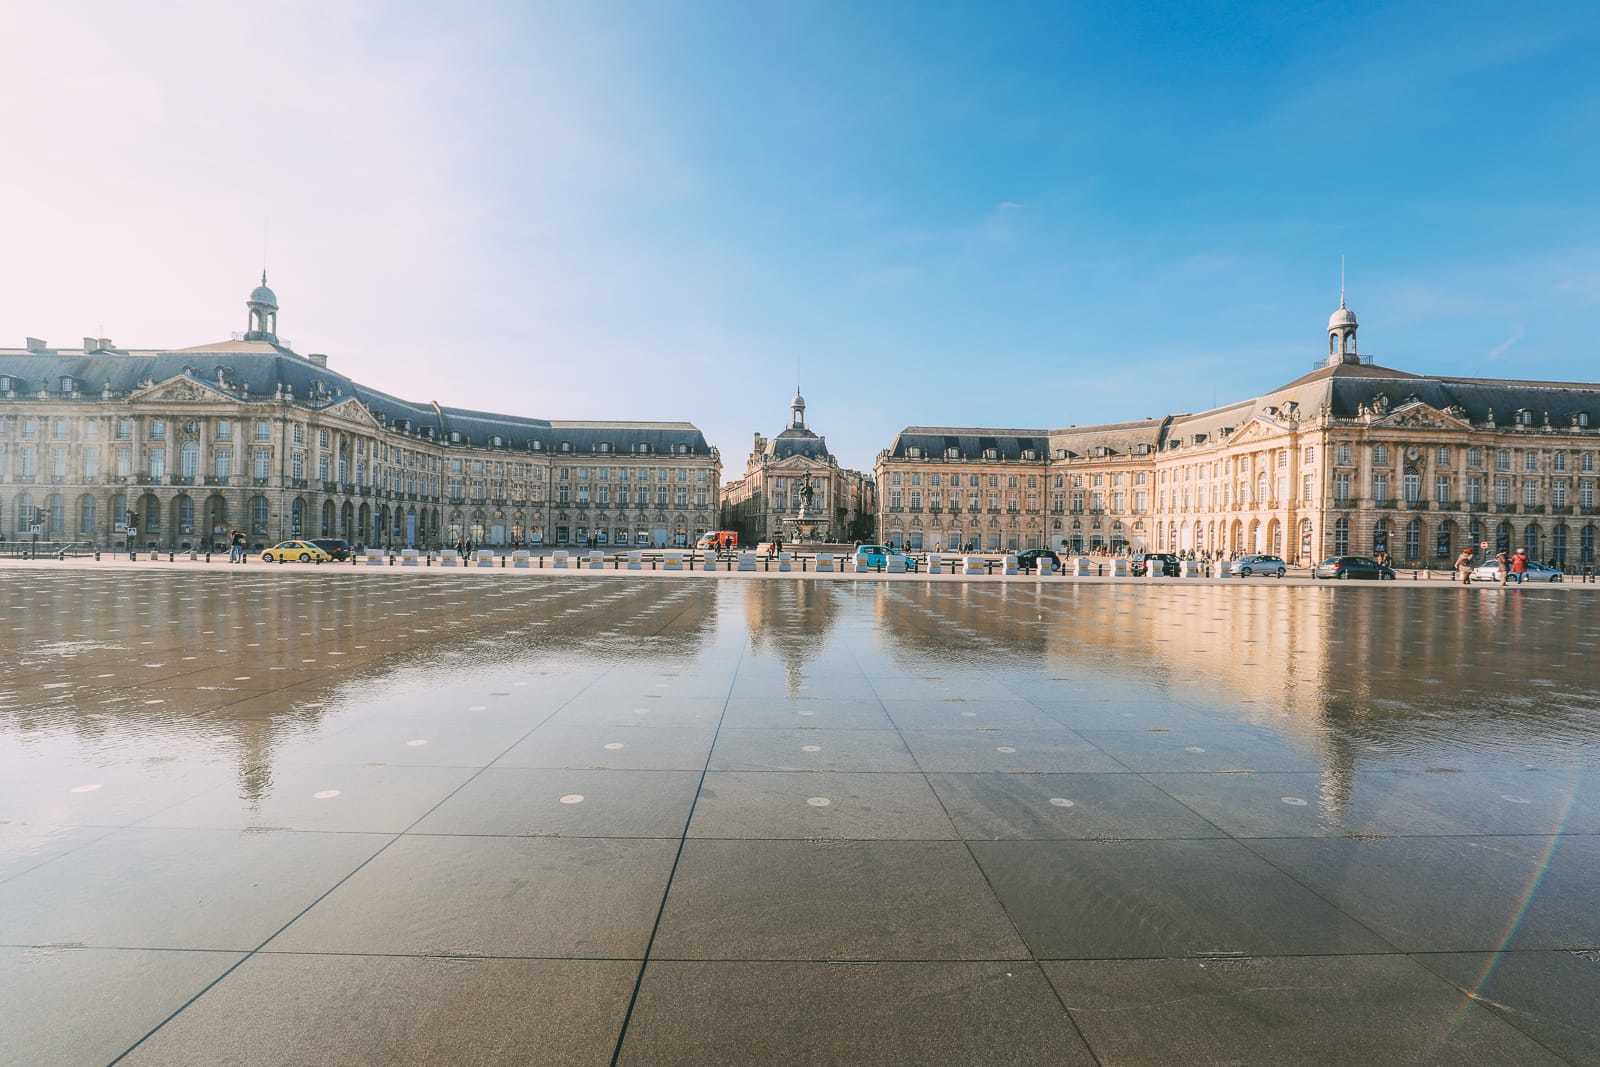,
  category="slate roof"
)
[886,426,1049,461]
[763,426,832,460]
[0,342,714,454]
